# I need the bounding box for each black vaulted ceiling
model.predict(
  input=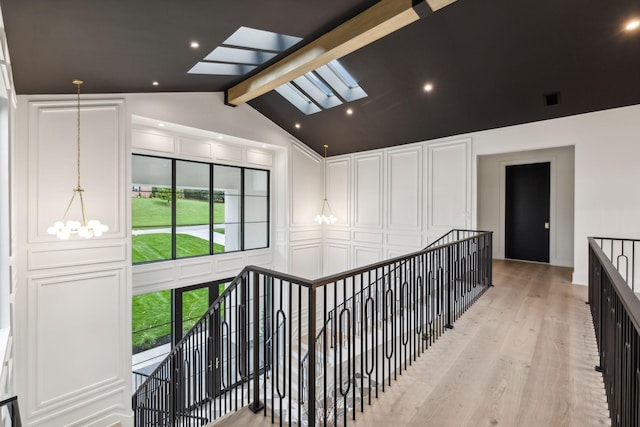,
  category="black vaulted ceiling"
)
[1,0,639,156]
